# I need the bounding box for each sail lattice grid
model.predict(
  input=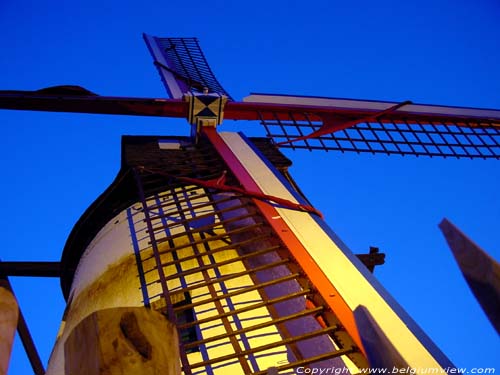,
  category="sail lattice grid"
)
[150,37,233,99]
[127,138,364,374]
[259,111,500,158]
